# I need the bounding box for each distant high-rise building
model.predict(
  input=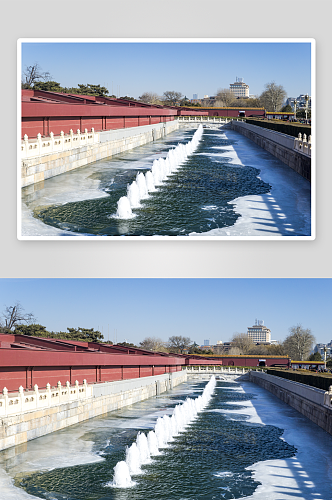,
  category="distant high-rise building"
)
[247,319,271,343]
[230,77,249,98]
[193,93,198,100]
[286,95,311,111]
[204,339,210,346]
[313,341,332,357]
